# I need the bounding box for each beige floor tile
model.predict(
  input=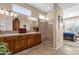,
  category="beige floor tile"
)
[14,40,79,55]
